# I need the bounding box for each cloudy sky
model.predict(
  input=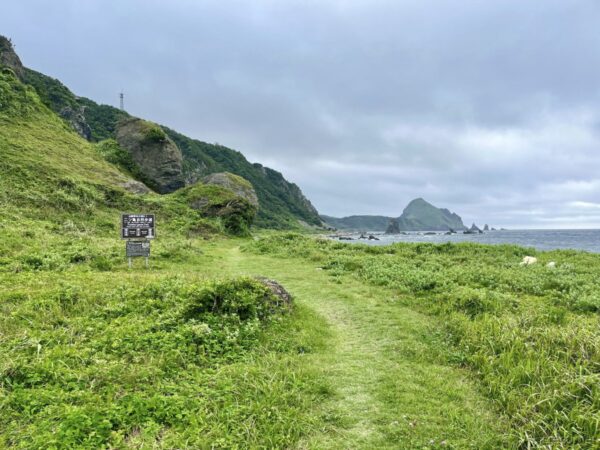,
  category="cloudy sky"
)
[3,0,600,228]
